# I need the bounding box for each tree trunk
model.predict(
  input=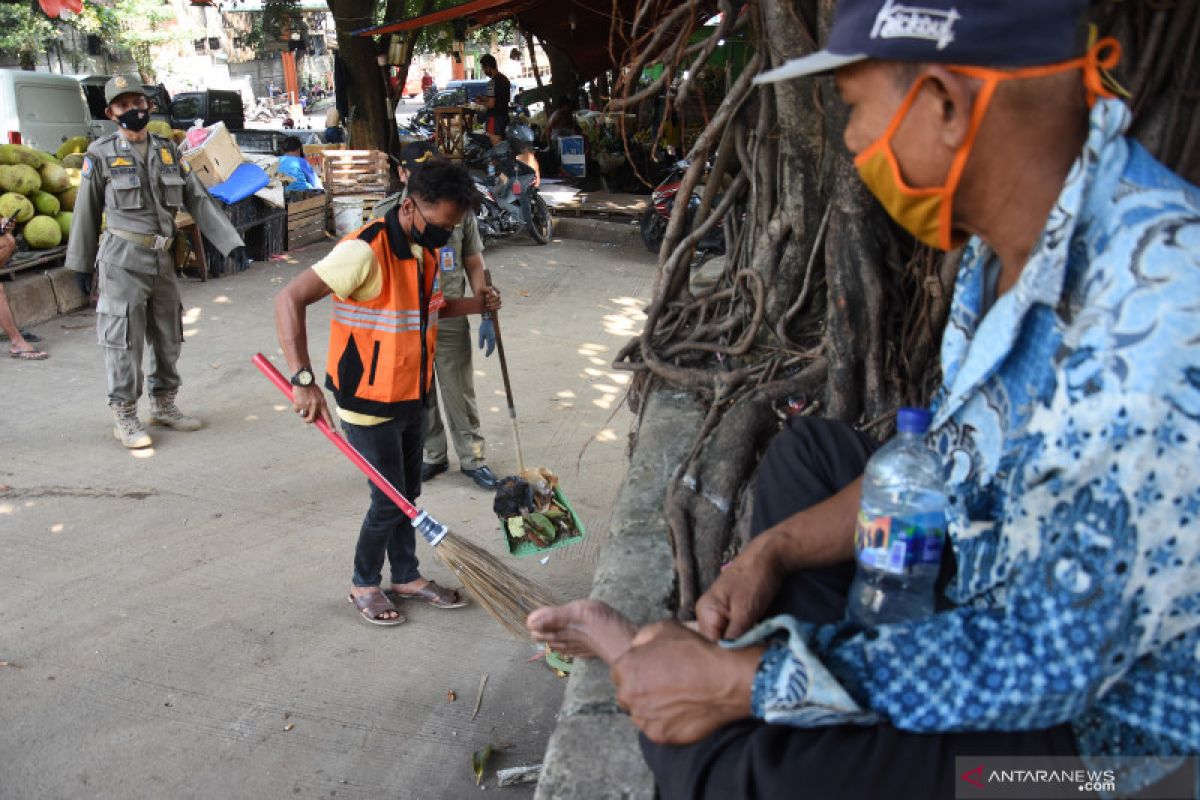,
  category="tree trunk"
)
[328,0,390,152]
[542,39,579,105]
